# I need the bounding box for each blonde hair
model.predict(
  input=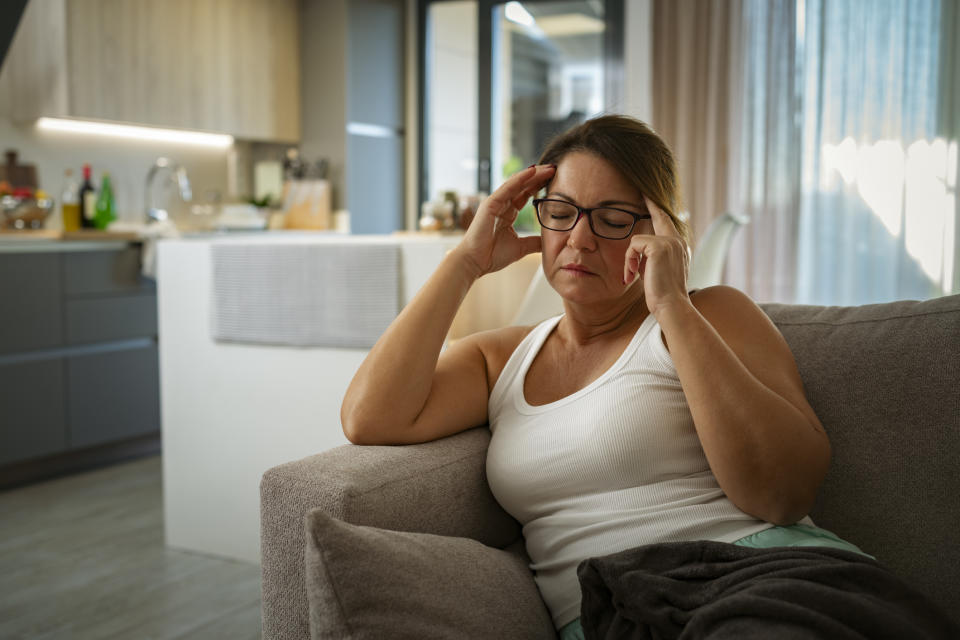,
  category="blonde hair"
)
[538,115,690,243]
